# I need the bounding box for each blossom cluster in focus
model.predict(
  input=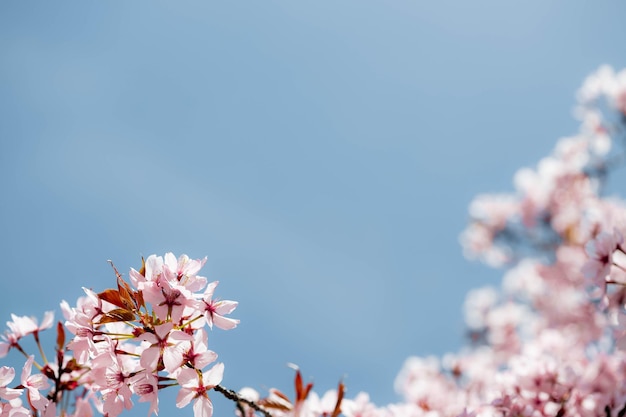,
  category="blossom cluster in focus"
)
[0,253,239,417]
